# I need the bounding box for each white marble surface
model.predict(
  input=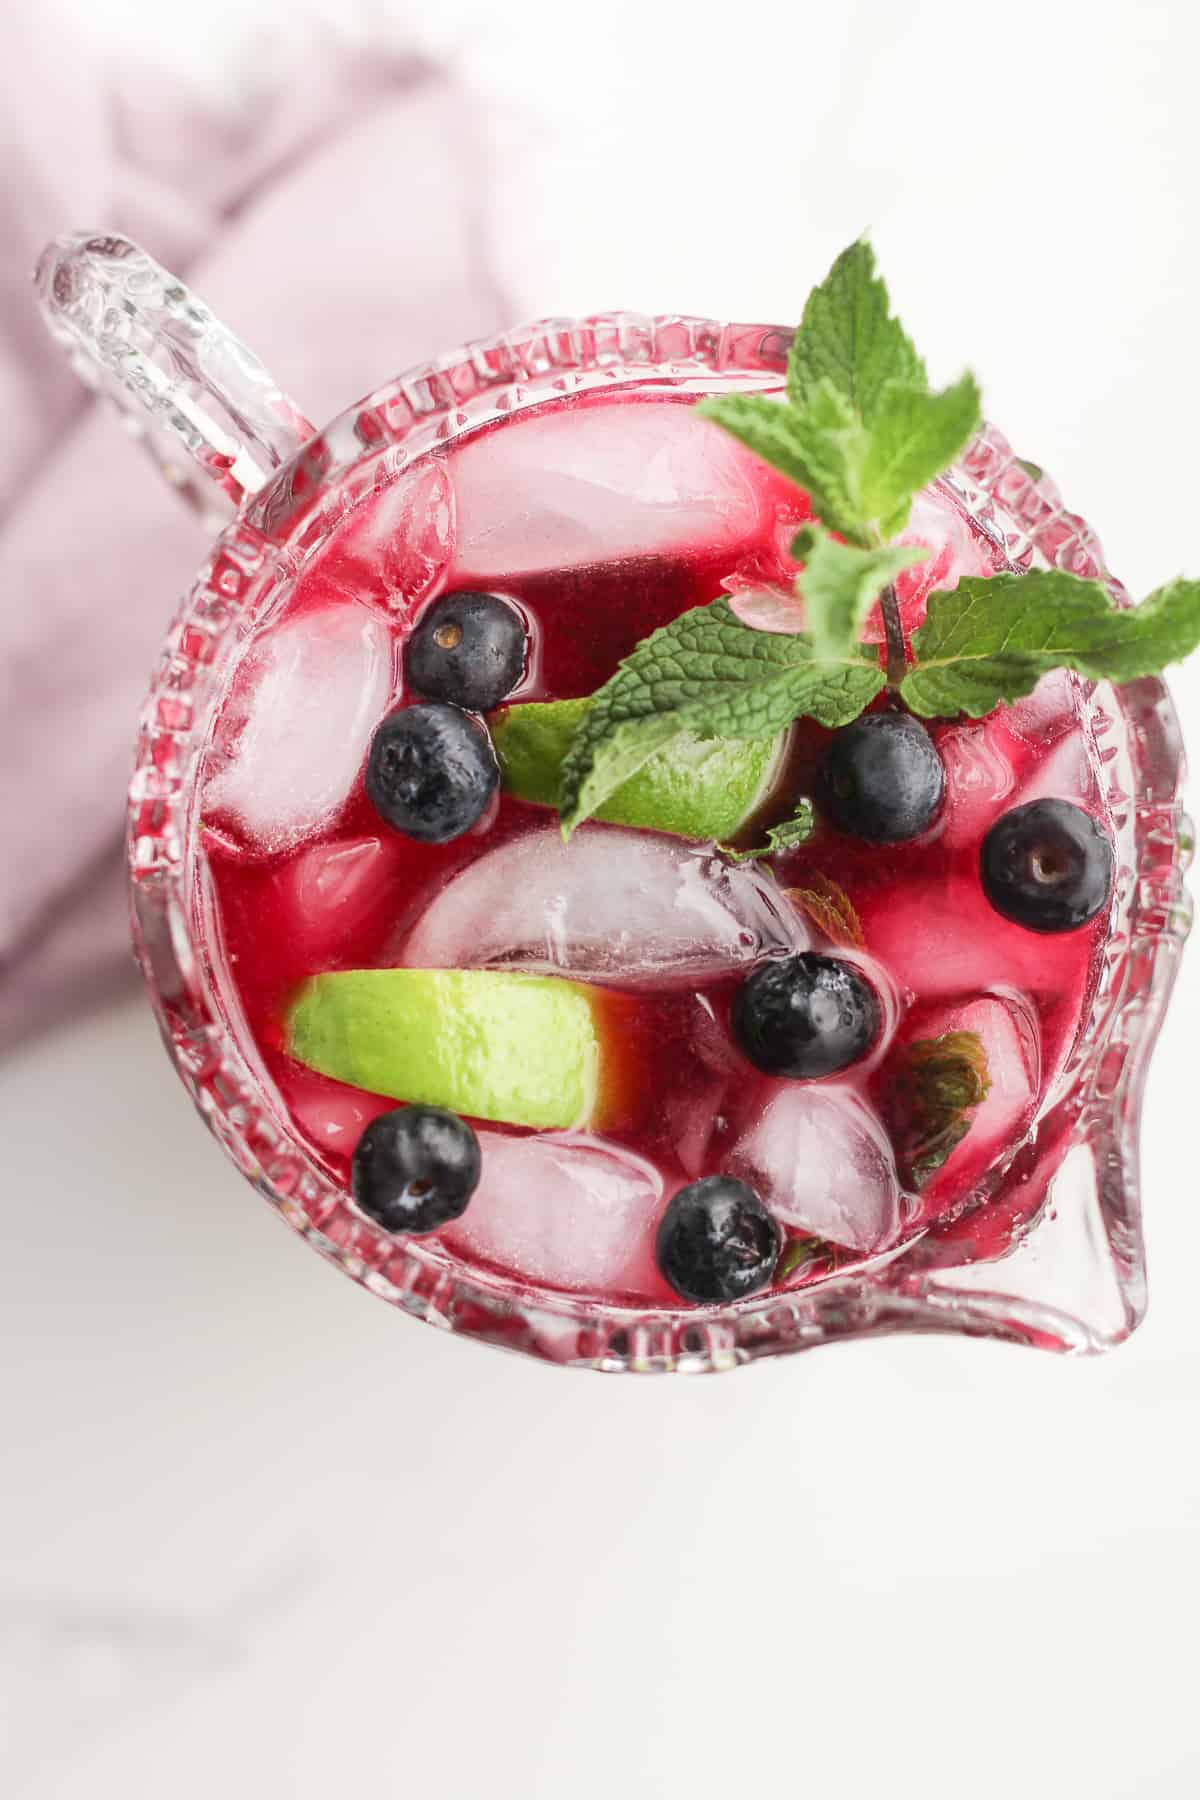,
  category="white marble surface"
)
[9,0,1200,1794]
